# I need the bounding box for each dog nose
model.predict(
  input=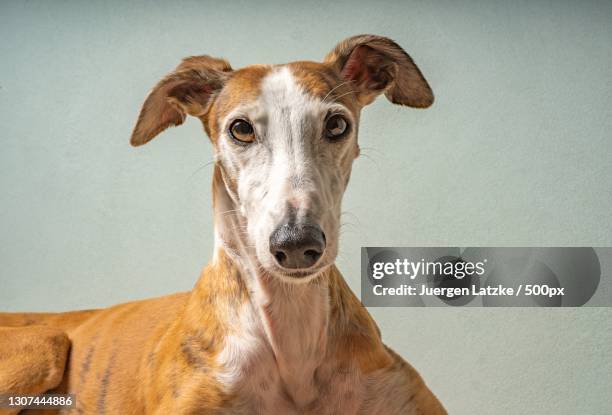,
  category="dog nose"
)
[269,224,326,269]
